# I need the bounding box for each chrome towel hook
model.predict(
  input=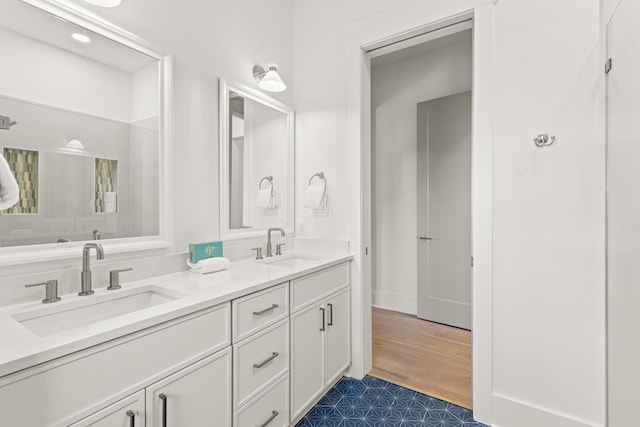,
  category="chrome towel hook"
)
[533,134,556,147]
